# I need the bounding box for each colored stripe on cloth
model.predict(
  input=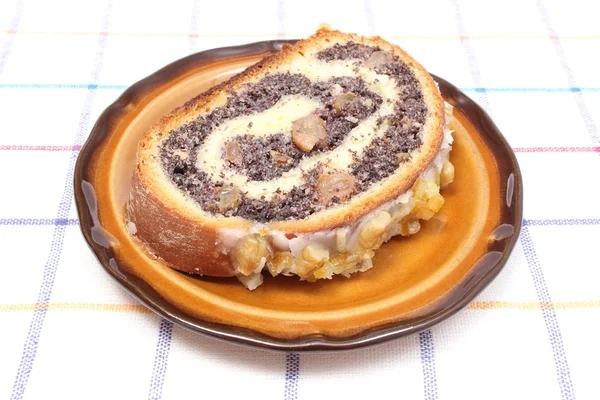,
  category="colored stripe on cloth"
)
[363,0,376,36]
[2,145,599,153]
[513,146,600,153]
[0,83,127,89]
[2,300,599,314]
[467,301,600,310]
[147,319,174,400]
[3,144,598,153]
[4,30,600,40]
[0,145,83,151]
[188,0,200,53]
[524,219,600,226]
[419,330,439,400]
[449,0,490,111]
[4,84,600,92]
[0,0,23,75]
[147,9,199,396]
[9,2,114,398]
[284,353,300,400]
[521,226,575,400]
[538,1,600,148]
[461,87,600,93]
[4,218,594,227]
[0,218,79,226]
[277,0,286,39]
[0,30,279,38]
[0,303,151,313]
